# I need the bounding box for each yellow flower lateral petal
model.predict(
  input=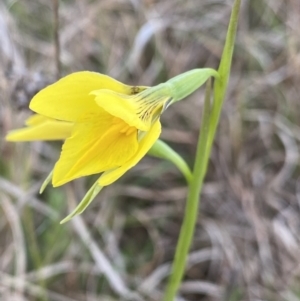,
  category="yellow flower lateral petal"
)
[92,90,149,131]
[6,114,73,141]
[99,120,161,186]
[92,88,170,131]
[25,114,49,126]
[52,108,139,187]
[30,71,141,122]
